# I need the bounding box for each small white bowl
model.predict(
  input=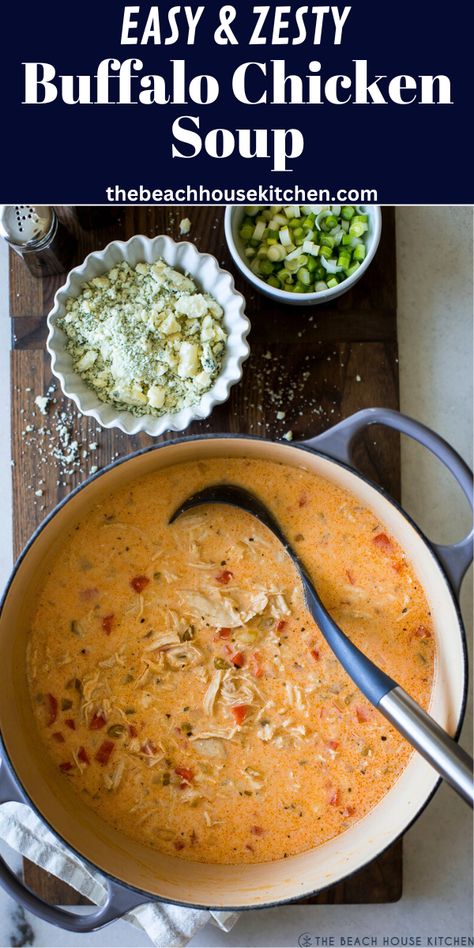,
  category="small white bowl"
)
[224,205,382,306]
[47,235,250,436]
